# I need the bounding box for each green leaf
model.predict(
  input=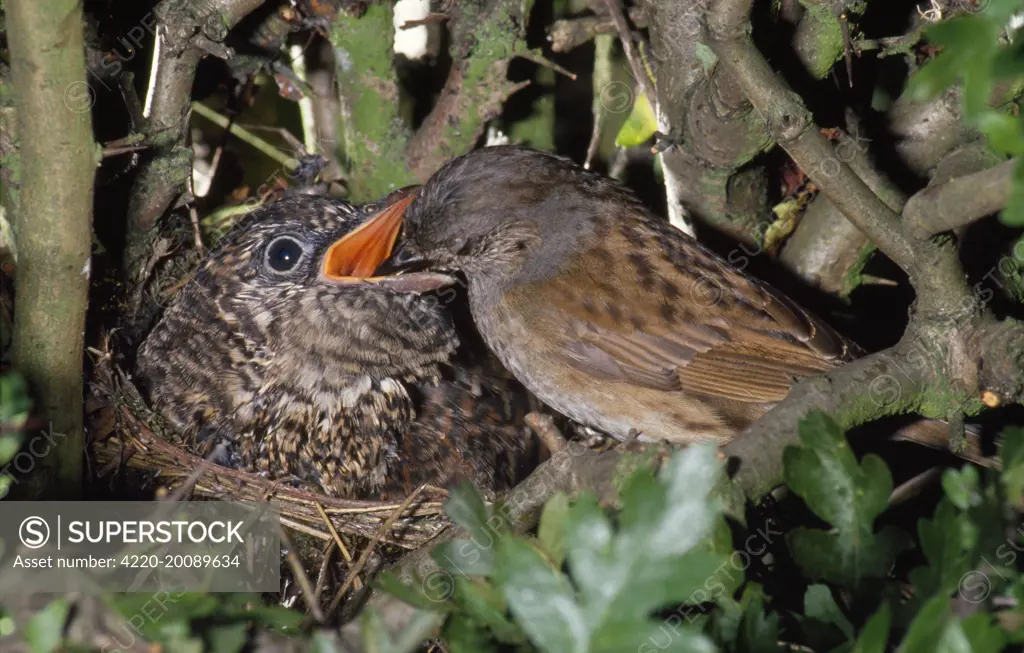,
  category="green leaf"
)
[373,571,453,611]
[0,433,22,469]
[942,466,980,510]
[804,584,854,639]
[567,446,728,620]
[496,536,588,653]
[445,482,492,543]
[787,526,910,587]
[164,637,203,653]
[311,631,347,653]
[452,576,523,645]
[896,595,949,653]
[960,613,1007,653]
[785,414,893,529]
[0,372,31,437]
[1000,158,1024,226]
[205,622,248,653]
[226,604,307,632]
[852,603,890,653]
[657,444,724,555]
[489,445,726,653]
[1002,426,1024,502]
[590,618,716,653]
[907,498,974,599]
[444,614,499,653]
[694,43,718,73]
[783,411,910,585]
[892,596,1003,653]
[615,92,658,148]
[107,593,219,641]
[976,112,1024,155]
[433,538,494,577]
[537,491,570,567]
[710,585,766,650]
[738,594,781,653]
[23,599,69,653]
[360,607,443,653]
[980,0,1024,25]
